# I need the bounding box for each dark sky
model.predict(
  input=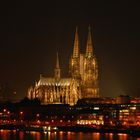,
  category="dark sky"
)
[0,1,140,100]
